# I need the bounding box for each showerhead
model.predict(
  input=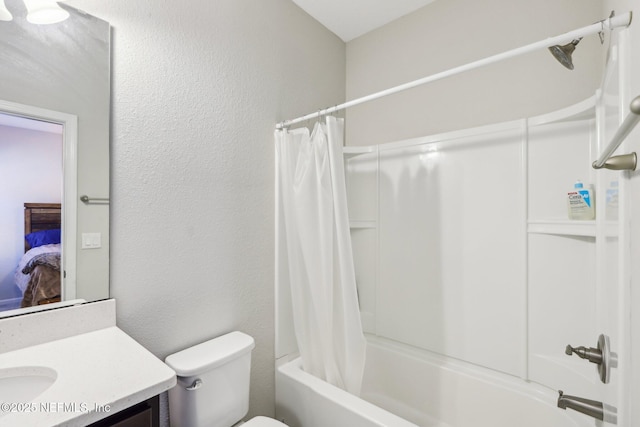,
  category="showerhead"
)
[548,38,582,70]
